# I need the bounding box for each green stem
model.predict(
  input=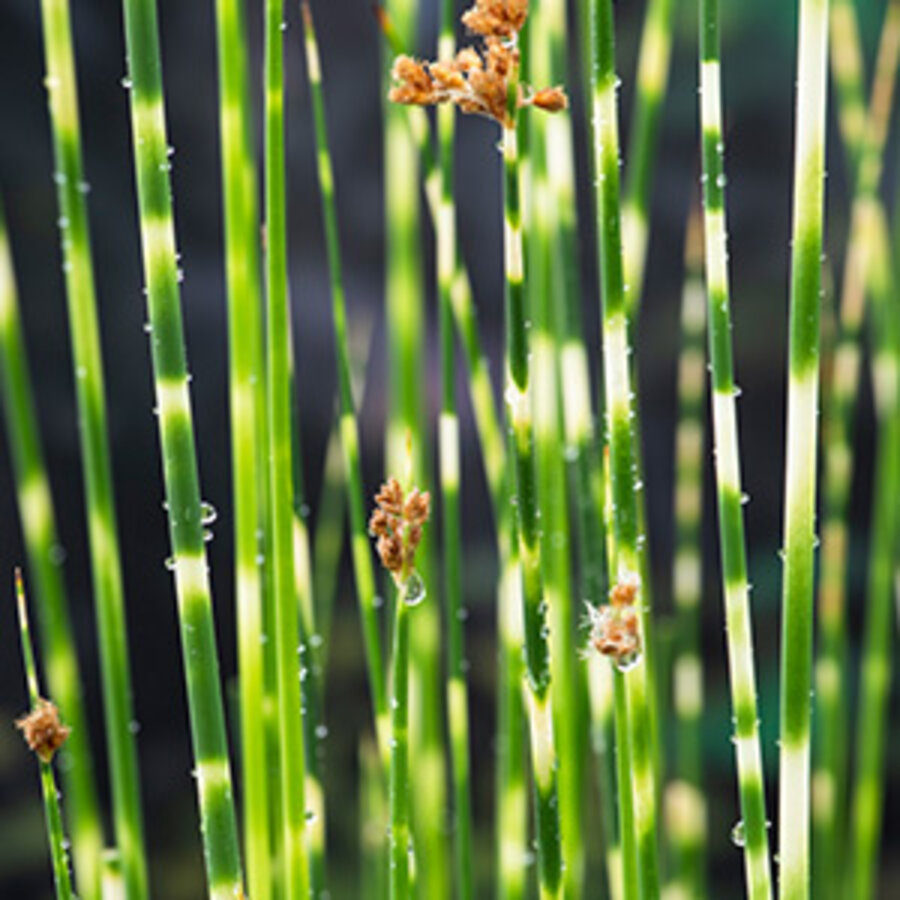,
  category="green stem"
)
[502,46,563,899]
[40,0,147,892]
[844,213,899,900]
[265,1,310,897]
[14,571,75,900]
[778,2,829,898]
[390,579,413,900]
[698,1,773,897]
[0,201,102,900]
[120,0,245,894]
[666,206,707,899]
[814,5,900,893]
[591,1,660,894]
[210,0,270,894]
